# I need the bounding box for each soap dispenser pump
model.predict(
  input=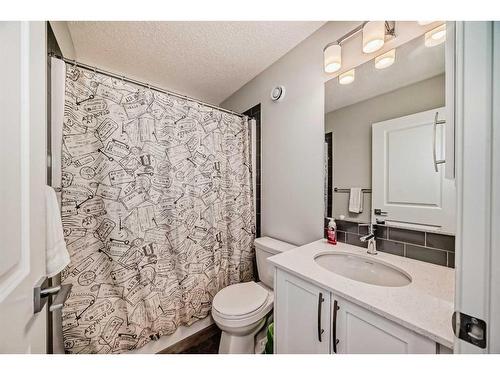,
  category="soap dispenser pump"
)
[326,217,337,245]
